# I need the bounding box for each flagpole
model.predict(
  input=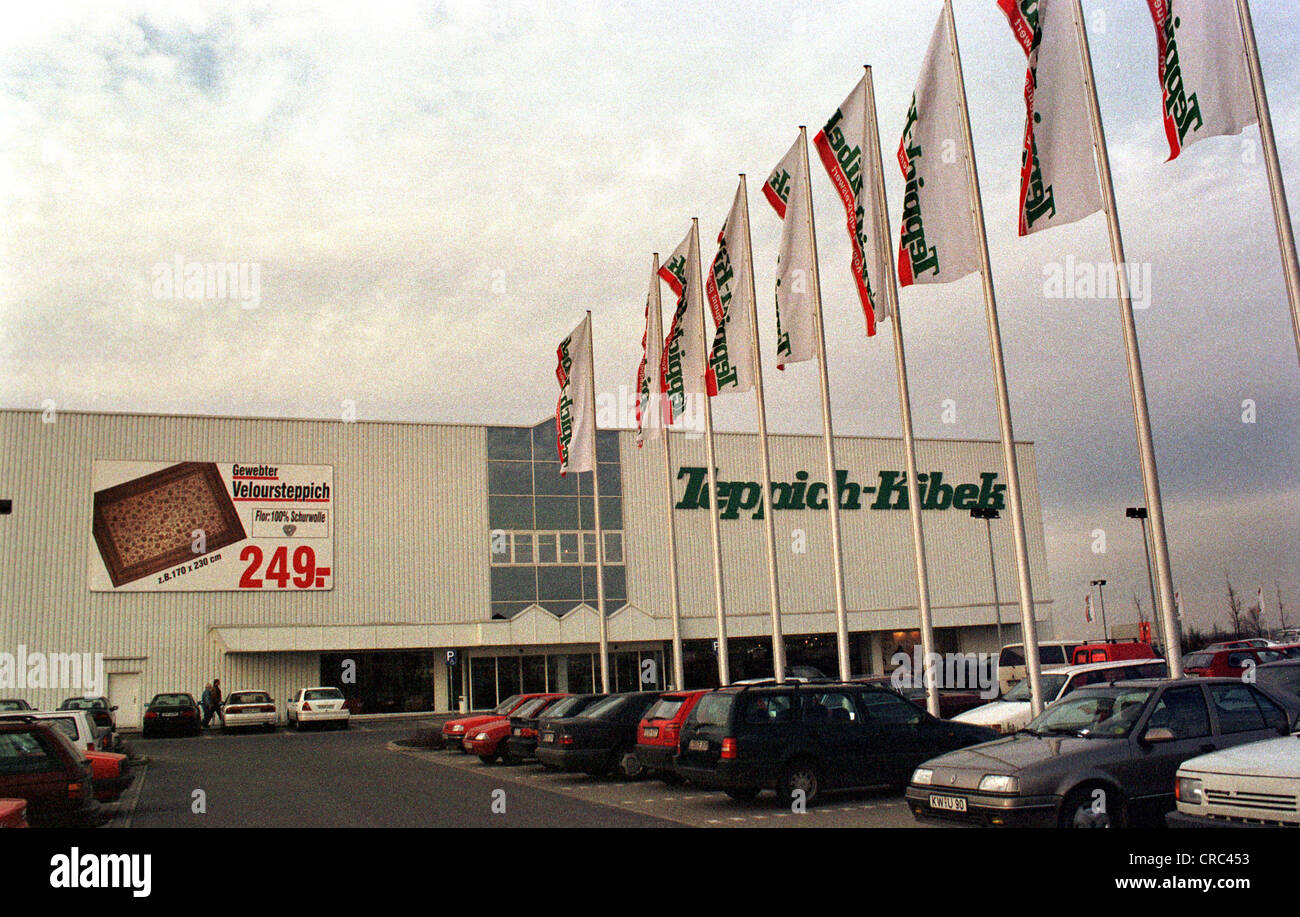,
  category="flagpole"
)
[942,0,1046,715]
[736,175,787,683]
[864,65,940,714]
[584,311,611,693]
[1069,0,1184,676]
[796,126,853,681]
[691,218,731,686]
[652,253,687,690]
[1236,0,1300,370]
